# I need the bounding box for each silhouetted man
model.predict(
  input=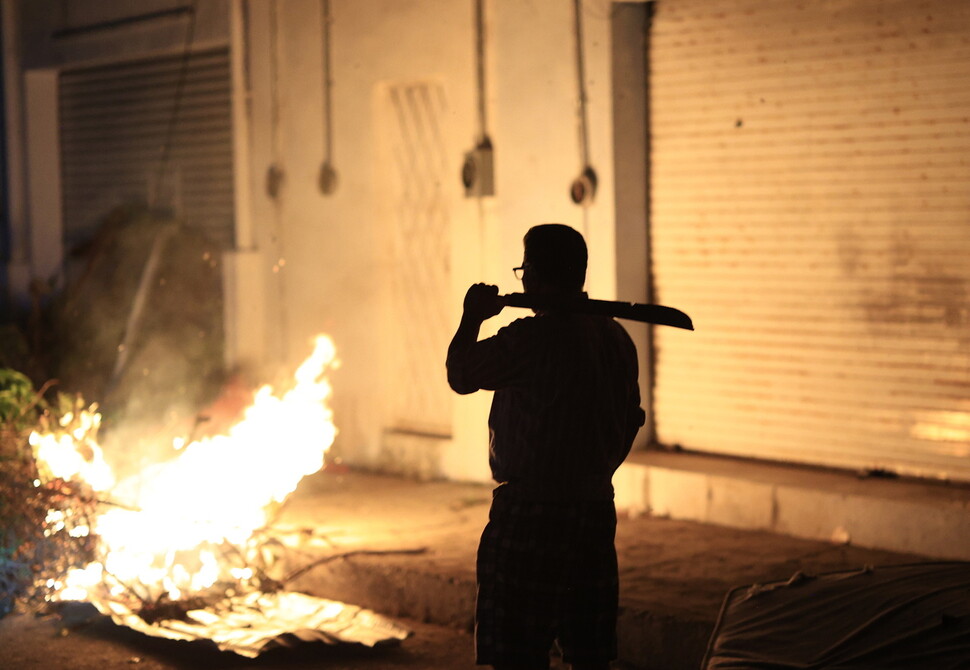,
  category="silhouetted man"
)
[447,224,645,670]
